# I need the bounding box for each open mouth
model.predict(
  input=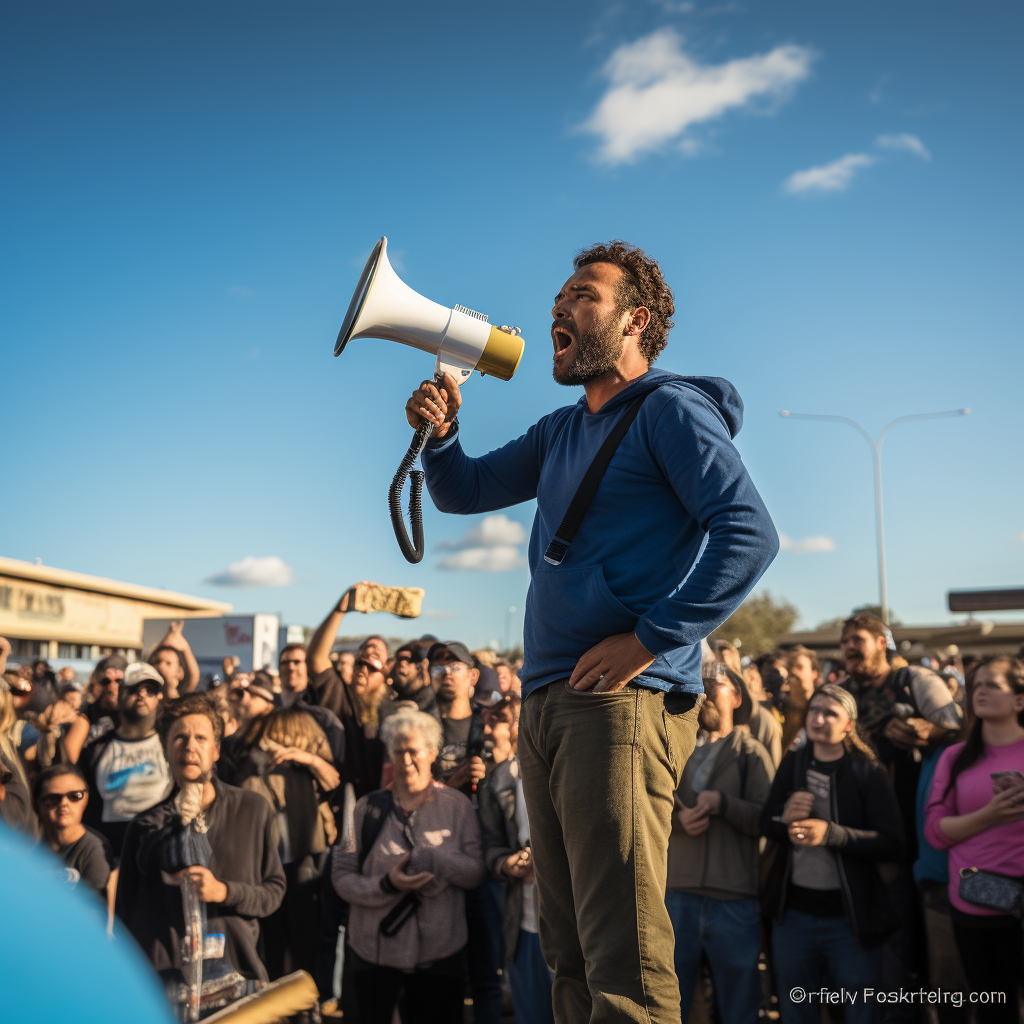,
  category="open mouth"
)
[551,325,575,359]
